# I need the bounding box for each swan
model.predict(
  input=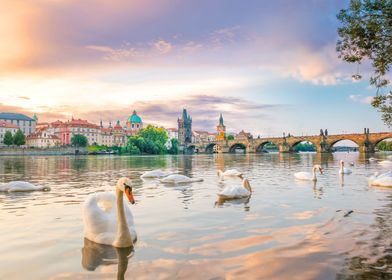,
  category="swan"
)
[339,160,352,174]
[159,174,203,184]
[294,165,323,181]
[217,169,243,178]
[379,160,392,167]
[83,177,137,248]
[218,178,252,199]
[140,169,172,179]
[368,157,378,162]
[368,171,392,187]
[0,181,50,192]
